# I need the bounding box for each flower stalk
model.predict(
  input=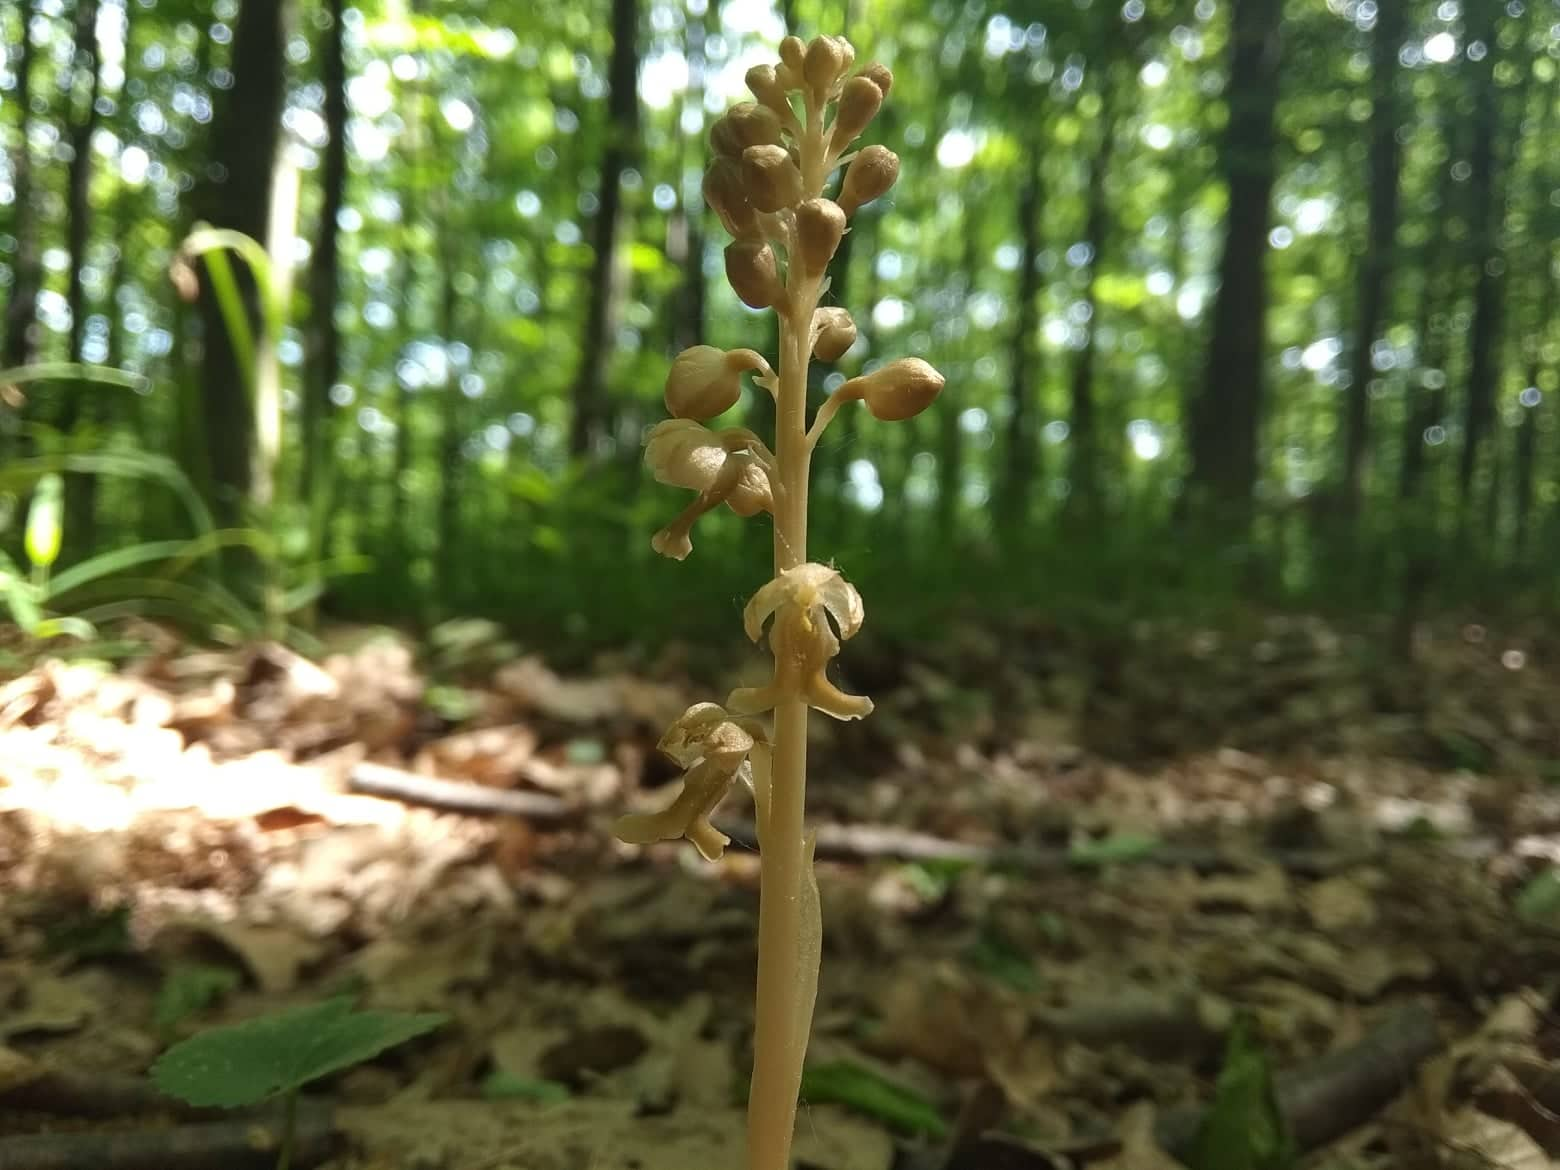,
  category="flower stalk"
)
[616,32,942,1170]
